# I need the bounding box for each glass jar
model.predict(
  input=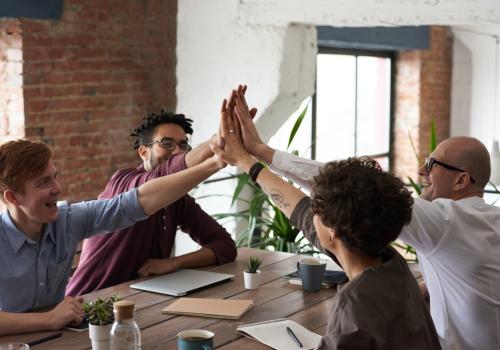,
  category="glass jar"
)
[110,300,141,350]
